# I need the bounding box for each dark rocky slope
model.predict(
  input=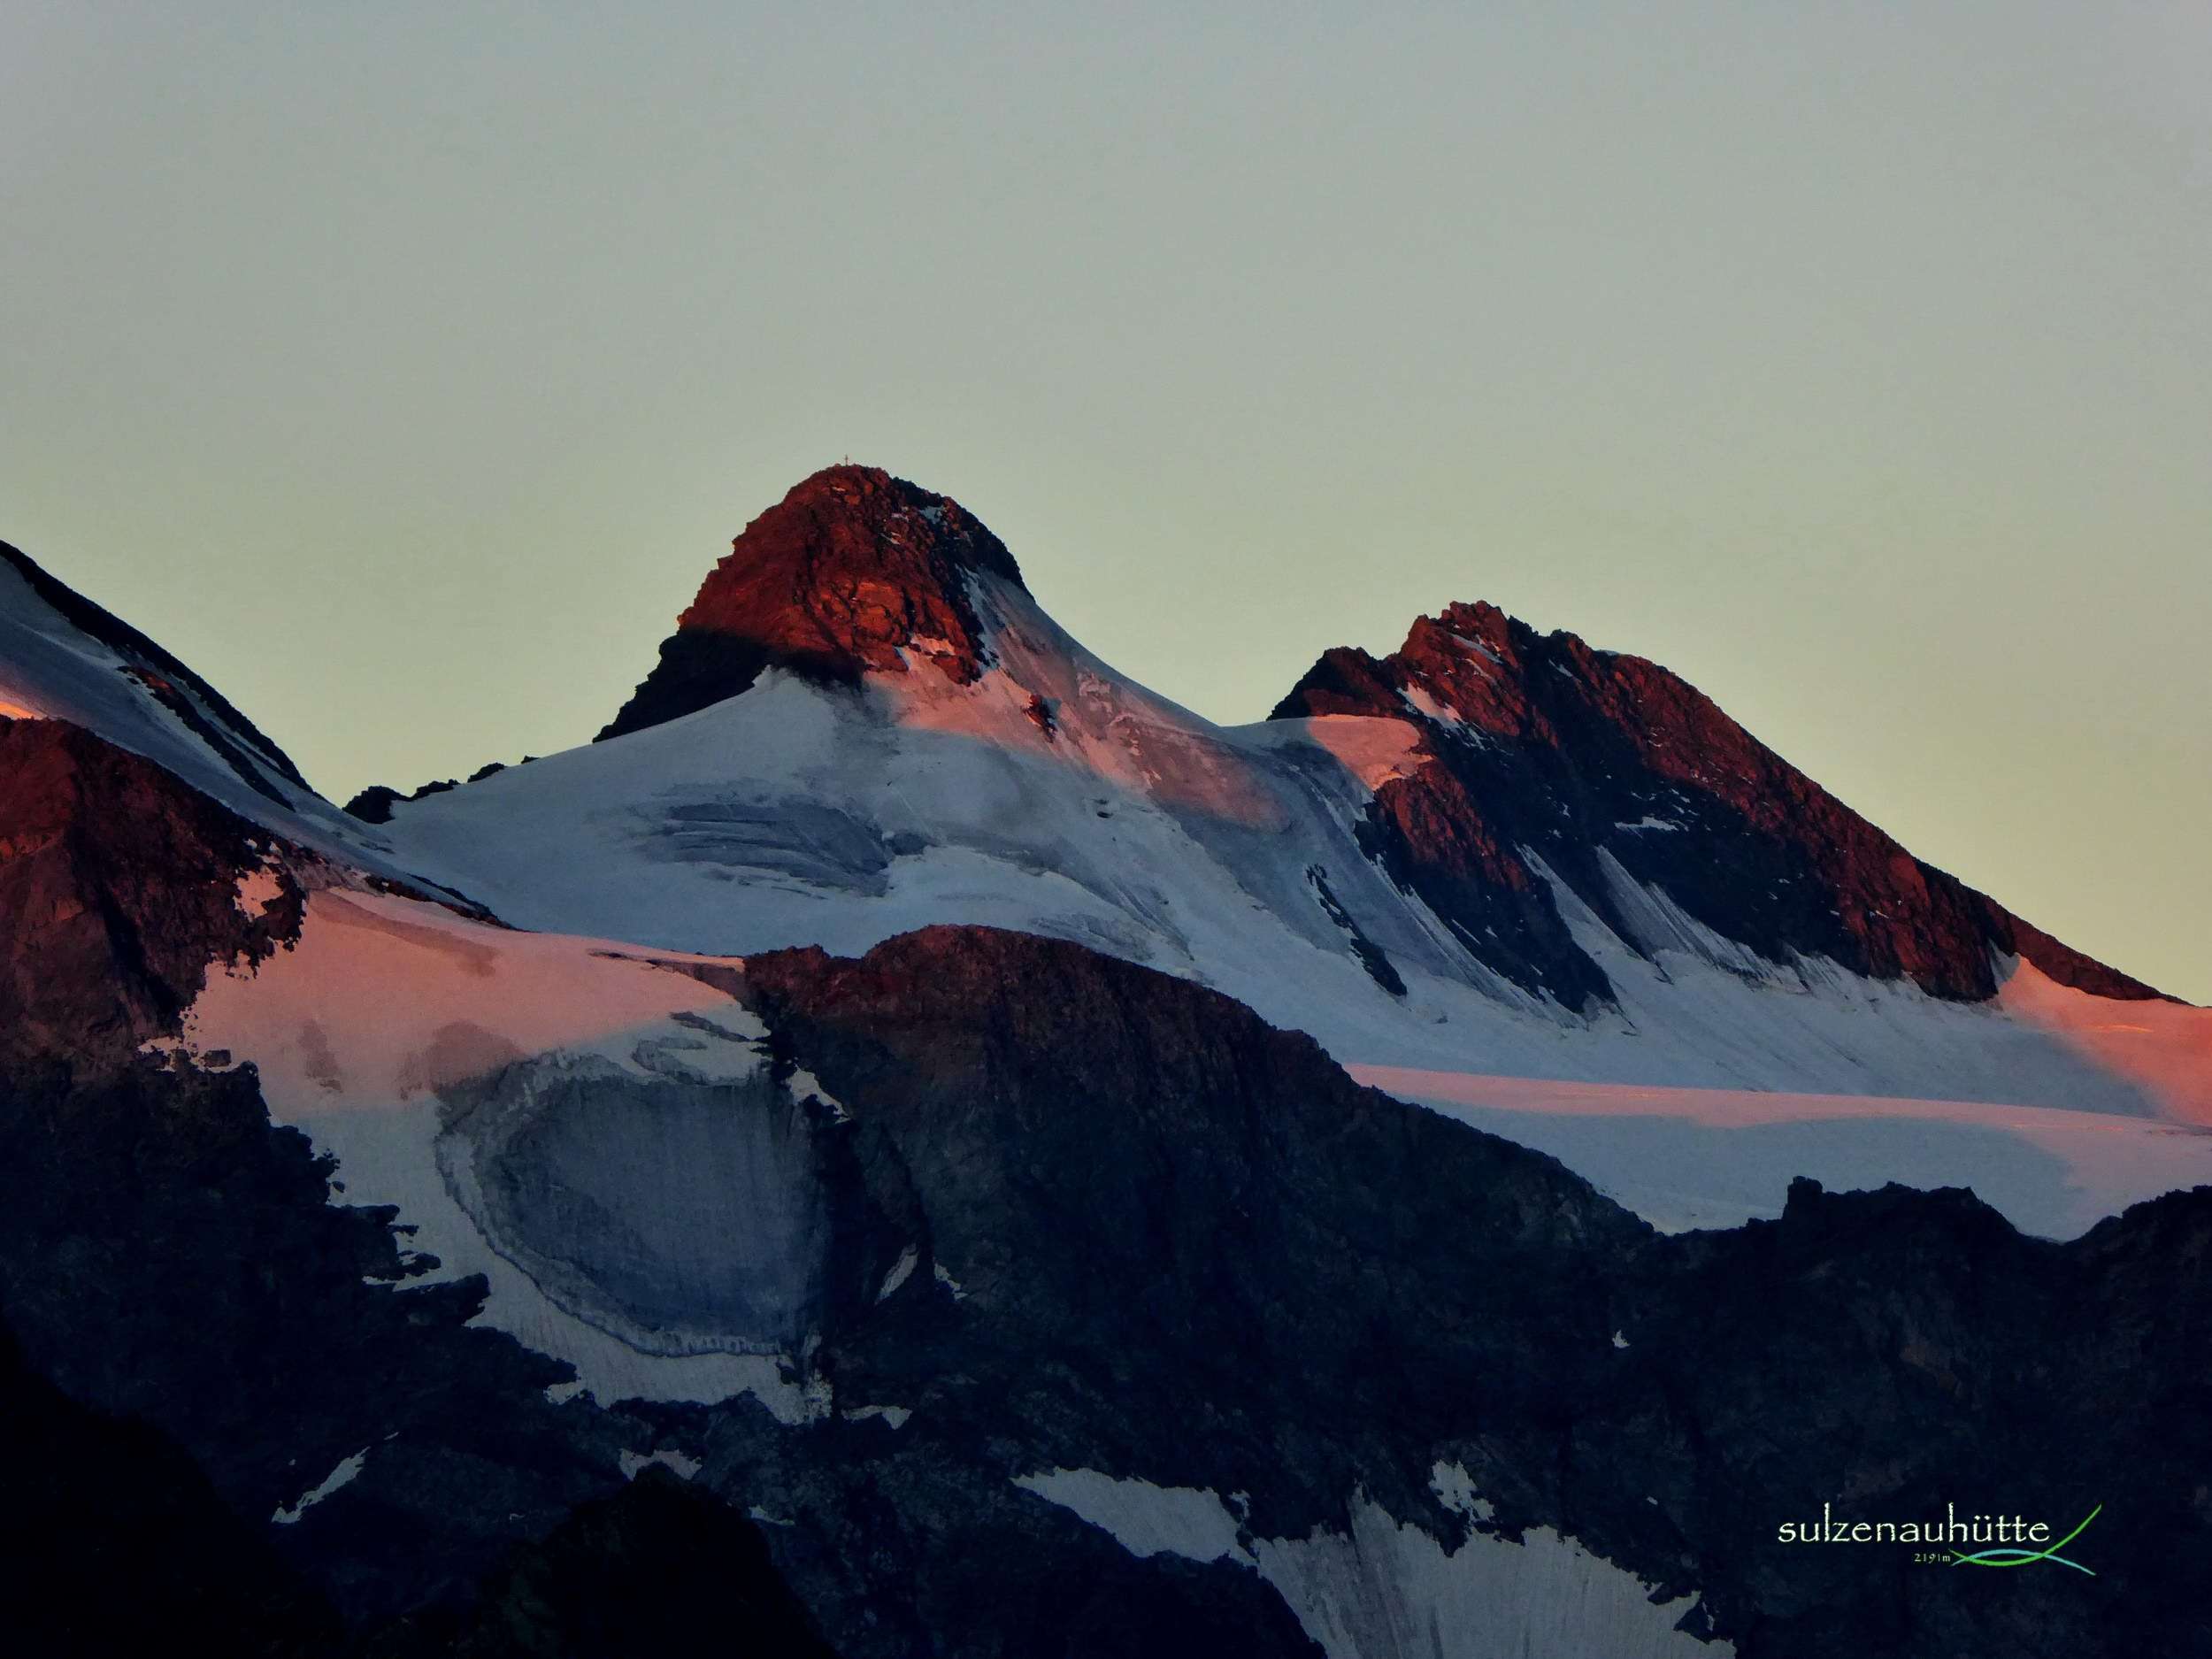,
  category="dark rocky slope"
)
[715,925,2210,1657]
[362,1469,841,1659]
[0,1315,341,1657]
[0,718,302,1071]
[1274,600,2162,1007]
